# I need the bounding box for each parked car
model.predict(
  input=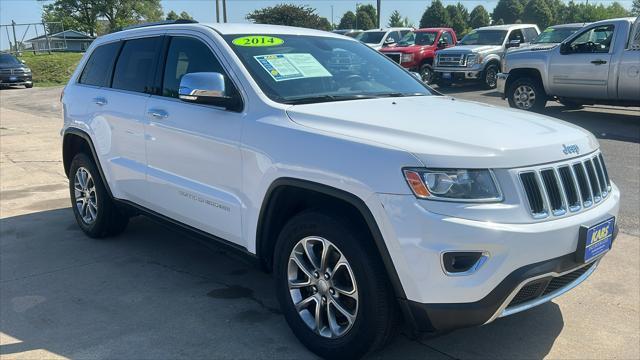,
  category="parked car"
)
[380,28,457,83]
[0,53,33,88]
[332,29,363,38]
[433,24,540,88]
[62,21,620,359]
[355,27,413,50]
[498,17,640,111]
